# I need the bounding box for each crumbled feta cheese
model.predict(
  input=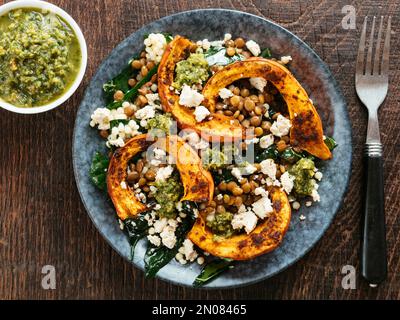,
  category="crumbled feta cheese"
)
[254,187,268,197]
[90,107,128,130]
[231,210,258,234]
[280,171,294,194]
[305,201,312,207]
[160,225,177,249]
[260,159,277,179]
[252,196,273,219]
[120,181,127,189]
[147,234,161,247]
[231,164,257,181]
[197,256,205,265]
[200,39,211,51]
[249,77,267,92]
[292,201,301,210]
[314,171,323,181]
[153,218,168,233]
[219,88,234,99]
[216,194,223,201]
[155,165,174,182]
[194,105,210,122]
[311,189,320,202]
[299,214,306,221]
[179,85,204,107]
[280,55,292,64]
[144,33,167,63]
[181,239,198,262]
[106,118,141,148]
[145,93,160,107]
[245,40,261,56]
[135,105,156,120]
[270,115,292,137]
[259,134,274,149]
